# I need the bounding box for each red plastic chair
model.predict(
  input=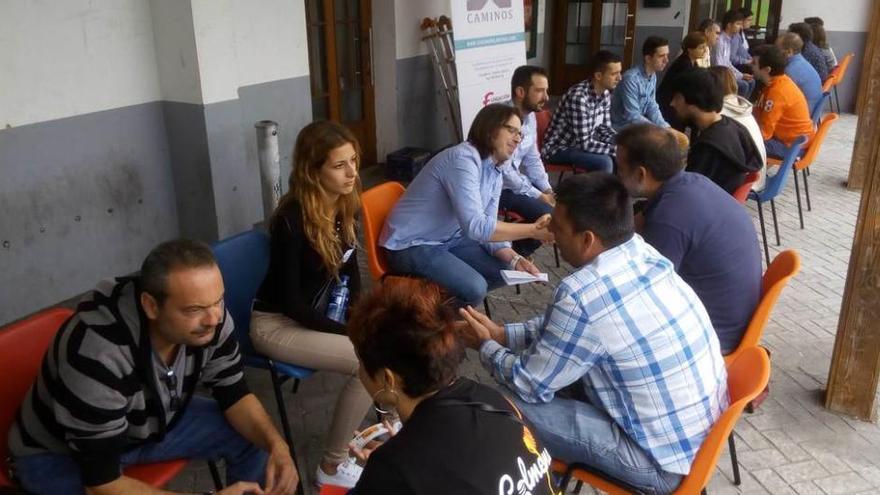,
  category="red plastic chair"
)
[731,171,760,204]
[319,485,350,495]
[535,110,577,187]
[0,308,214,490]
